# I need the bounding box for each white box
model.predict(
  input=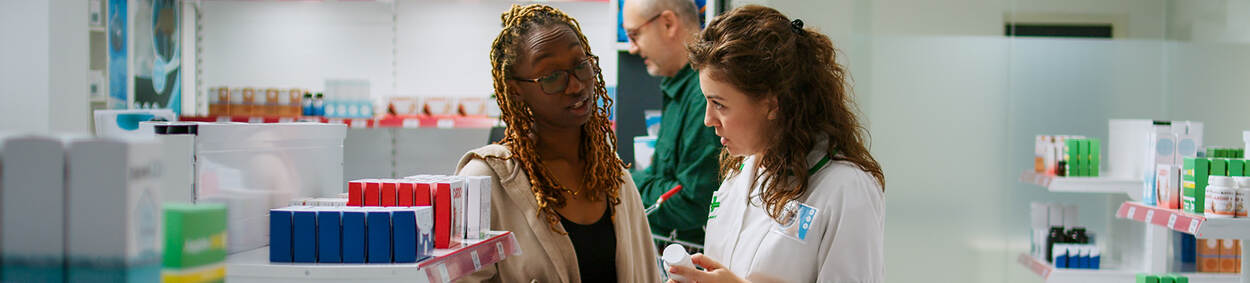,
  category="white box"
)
[414,206,434,259]
[1048,203,1064,228]
[198,189,271,254]
[2,136,68,280]
[1063,204,1078,228]
[1109,119,1156,180]
[460,176,492,240]
[155,126,196,204]
[66,138,163,281]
